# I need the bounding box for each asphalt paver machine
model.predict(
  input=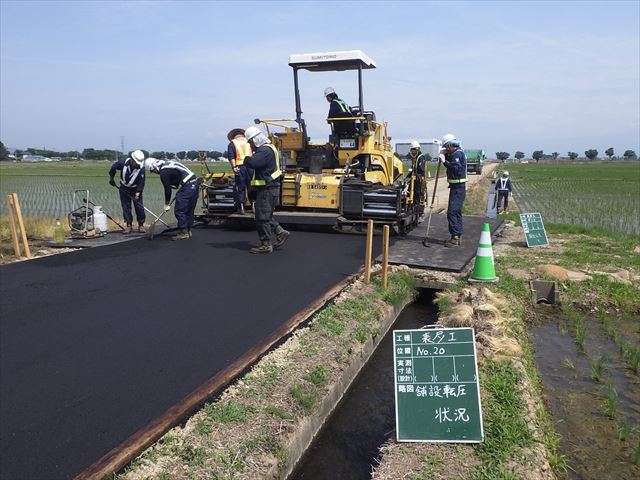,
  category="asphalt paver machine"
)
[202,50,421,234]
